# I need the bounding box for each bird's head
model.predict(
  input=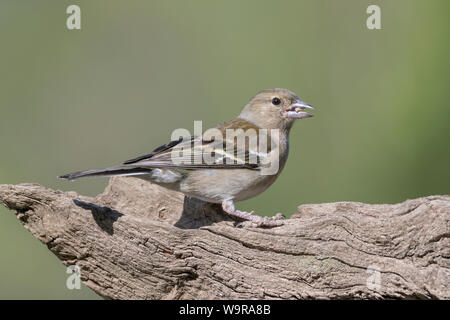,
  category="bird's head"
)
[239,88,314,130]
